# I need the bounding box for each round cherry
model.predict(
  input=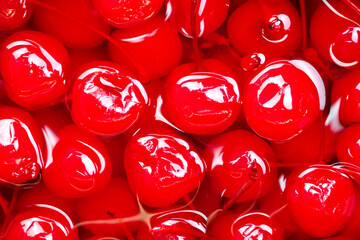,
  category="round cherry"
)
[76,178,140,237]
[124,127,206,207]
[164,59,241,135]
[4,205,78,239]
[0,106,44,185]
[42,125,112,198]
[0,30,70,109]
[71,61,148,136]
[33,0,111,49]
[243,59,325,141]
[92,0,164,28]
[227,0,301,58]
[109,16,182,83]
[0,0,33,30]
[204,129,277,202]
[286,166,356,238]
[336,124,360,167]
